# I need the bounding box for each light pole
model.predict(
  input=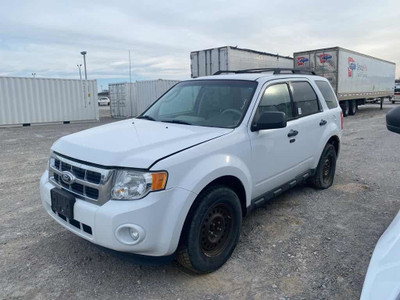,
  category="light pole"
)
[77,64,82,81]
[80,51,87,80]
